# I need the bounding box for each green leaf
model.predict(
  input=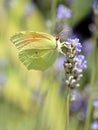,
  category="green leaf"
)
[71,0,93,26]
